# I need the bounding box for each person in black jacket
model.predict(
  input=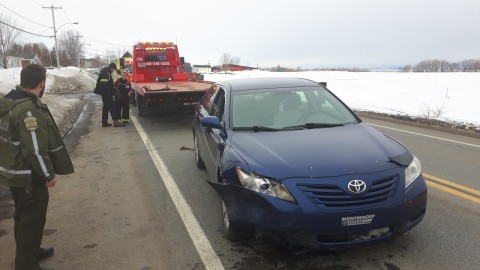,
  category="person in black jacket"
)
[94,63,125,127]
[114,71,132,123]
